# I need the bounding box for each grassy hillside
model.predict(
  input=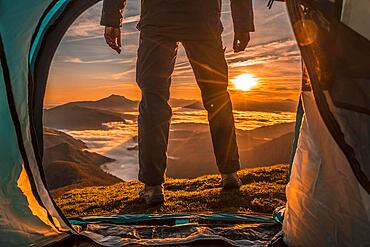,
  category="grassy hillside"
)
[56,164,289,218]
